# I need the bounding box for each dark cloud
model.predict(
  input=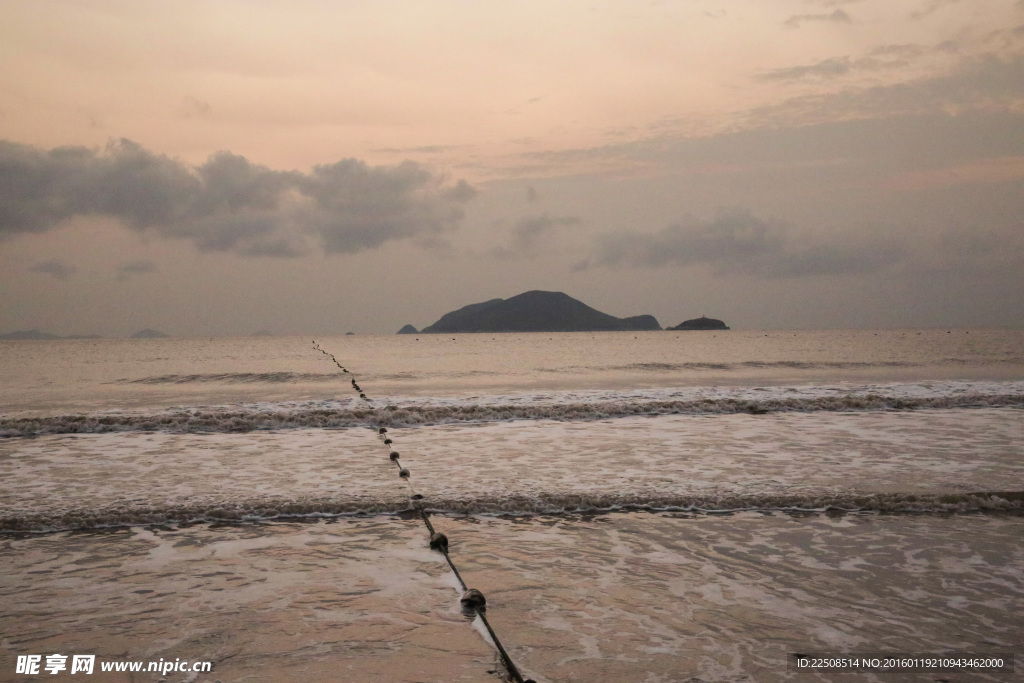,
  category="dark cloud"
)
[116,259,157,281]
[575,209,904,278]
[29,259,76,280]
[784,9,852,28]
[0,139,475,258]
[490,213,579,259]
[300,160,475,254]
